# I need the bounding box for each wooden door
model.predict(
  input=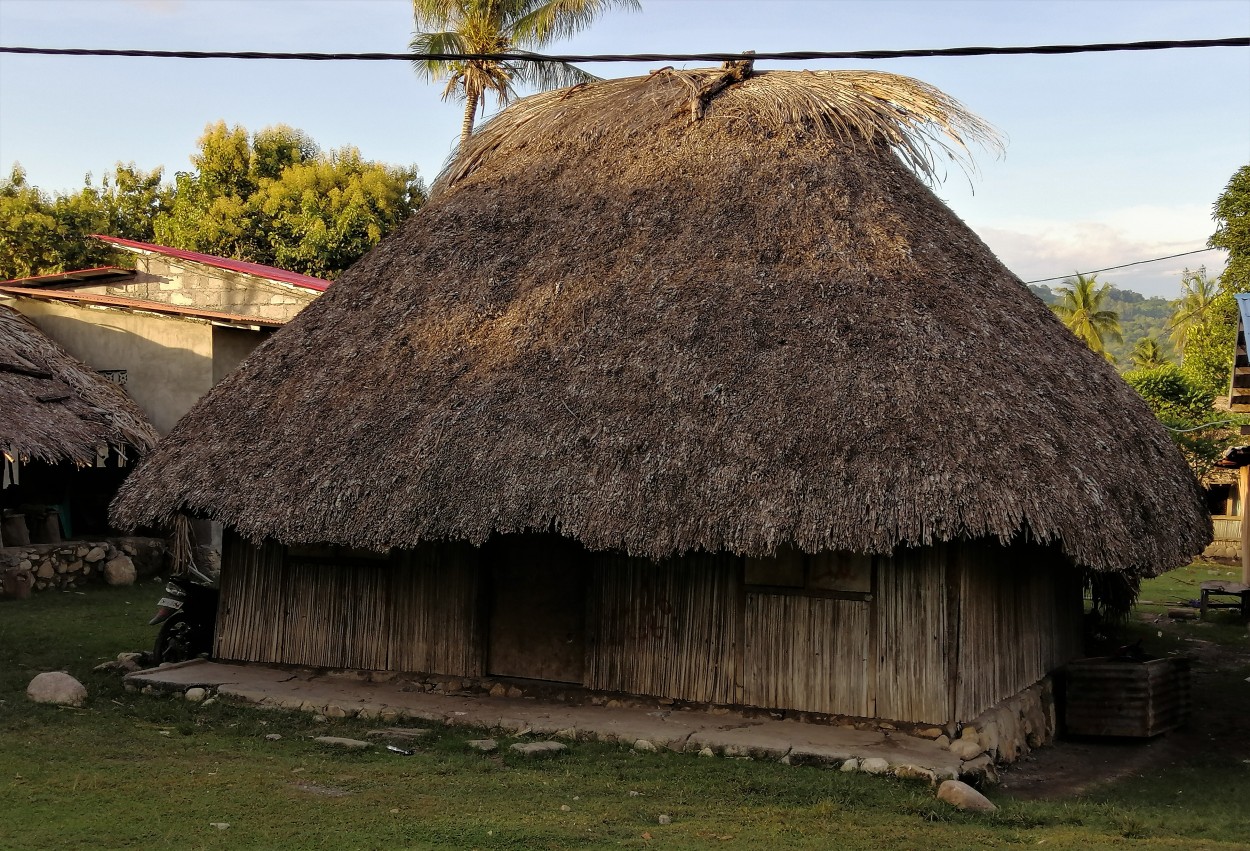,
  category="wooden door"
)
[487,535,586,684]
